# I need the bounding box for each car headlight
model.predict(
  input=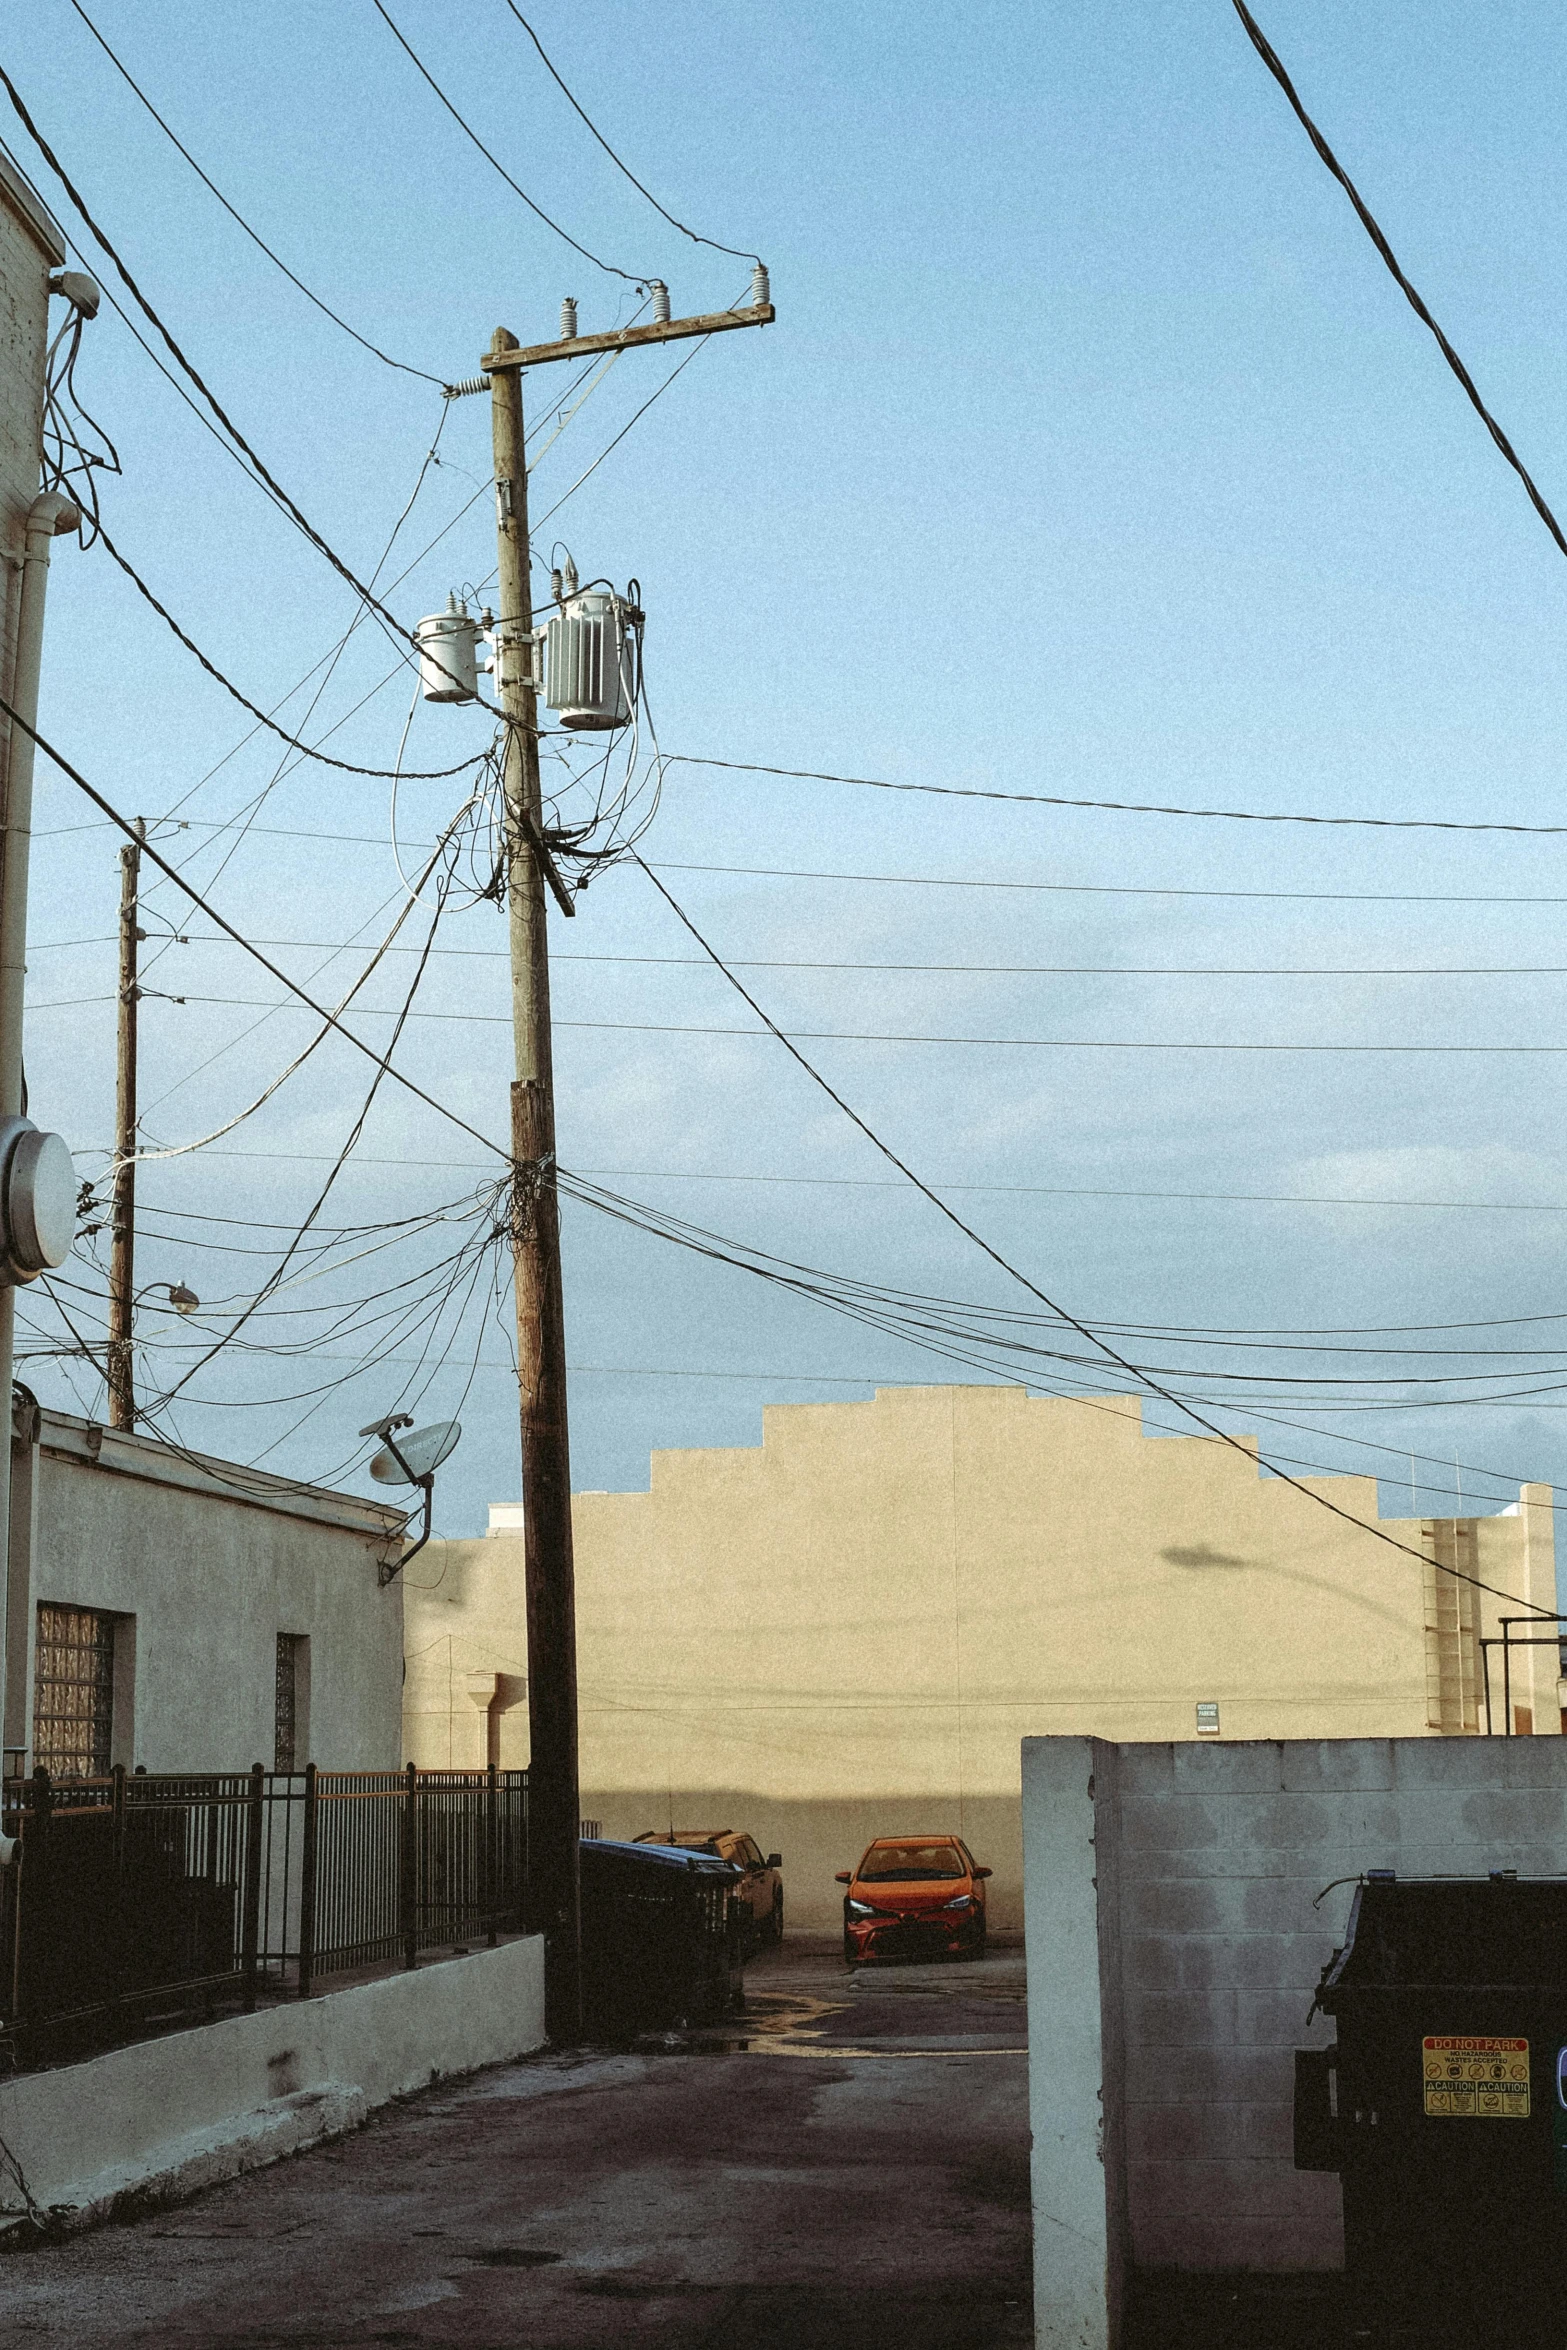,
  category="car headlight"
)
[845,1899,878,1918]
[941,1895,973,1911]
